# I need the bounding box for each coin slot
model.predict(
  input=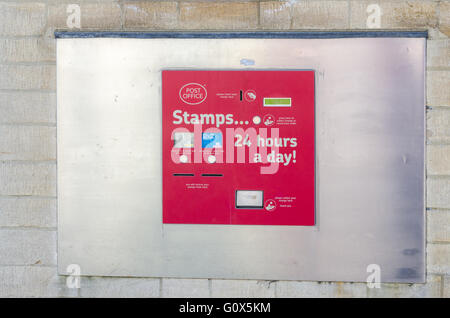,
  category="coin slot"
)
[202,174,223,177]
[173,173,194,176]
